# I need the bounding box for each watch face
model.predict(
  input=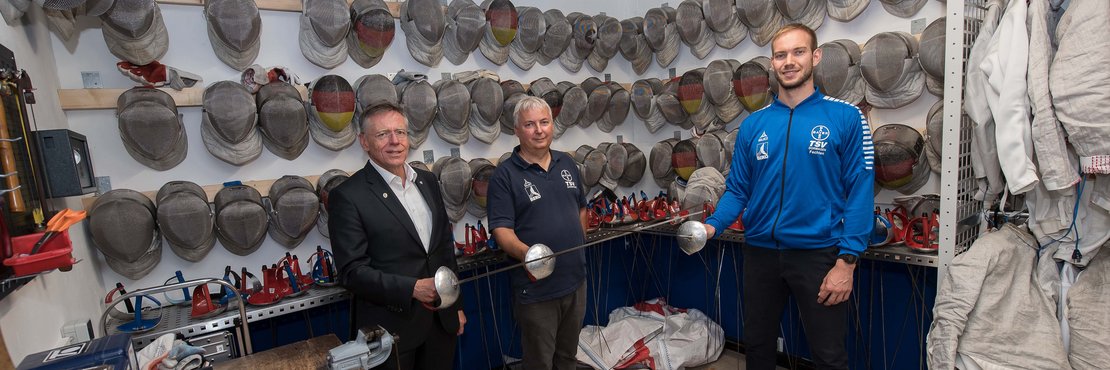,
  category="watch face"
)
[839,254,858,264]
